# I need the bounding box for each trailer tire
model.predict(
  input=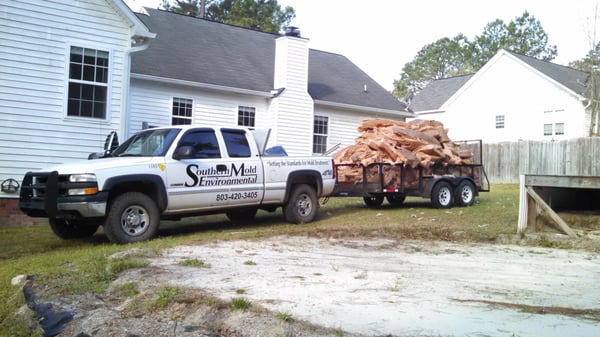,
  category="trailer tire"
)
[431,181,454,209]
[454,180,476,207]
[49,219,100,239]
[386,194,406,206]
[284,184,318,224]
[104,192,160,244]
[226,208,258,223]
[363,195,384,207]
